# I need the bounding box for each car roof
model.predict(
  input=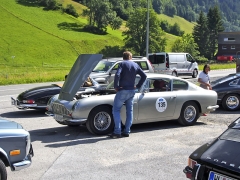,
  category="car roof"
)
[144,73,184,80]
[101,56,148,62]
